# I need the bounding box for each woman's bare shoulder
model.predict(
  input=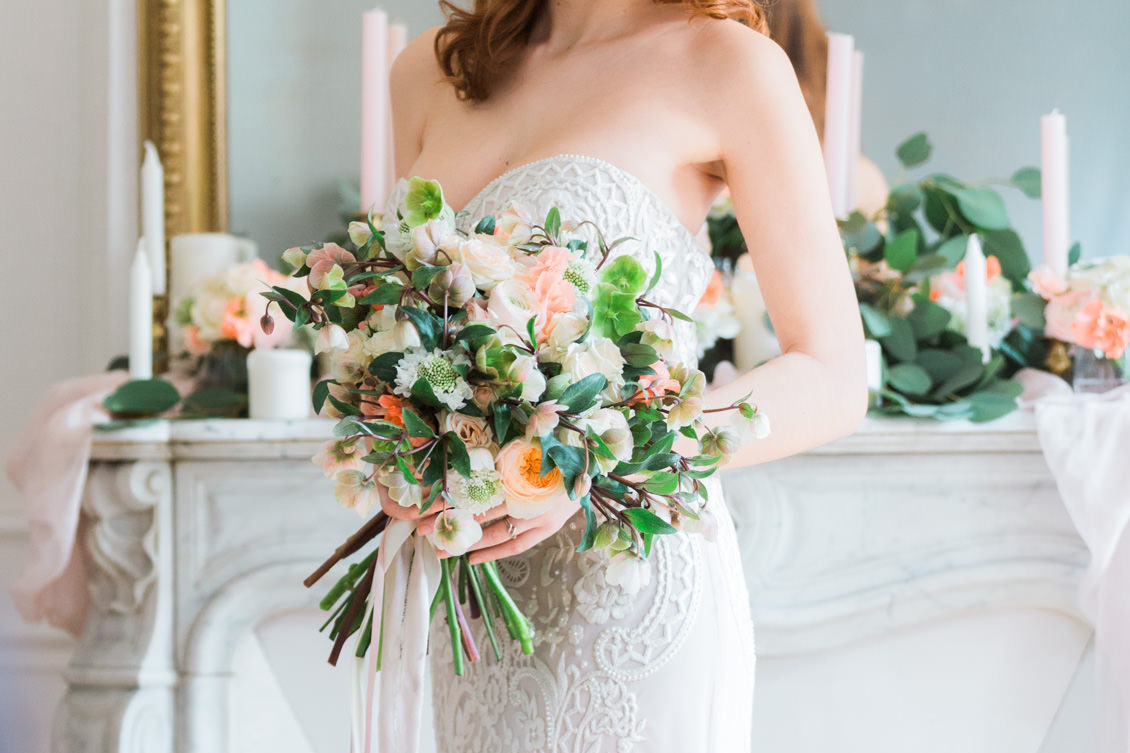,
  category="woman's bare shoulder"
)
[391,26,445,94]
[390,26,449,163]
[683,18,797,99]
